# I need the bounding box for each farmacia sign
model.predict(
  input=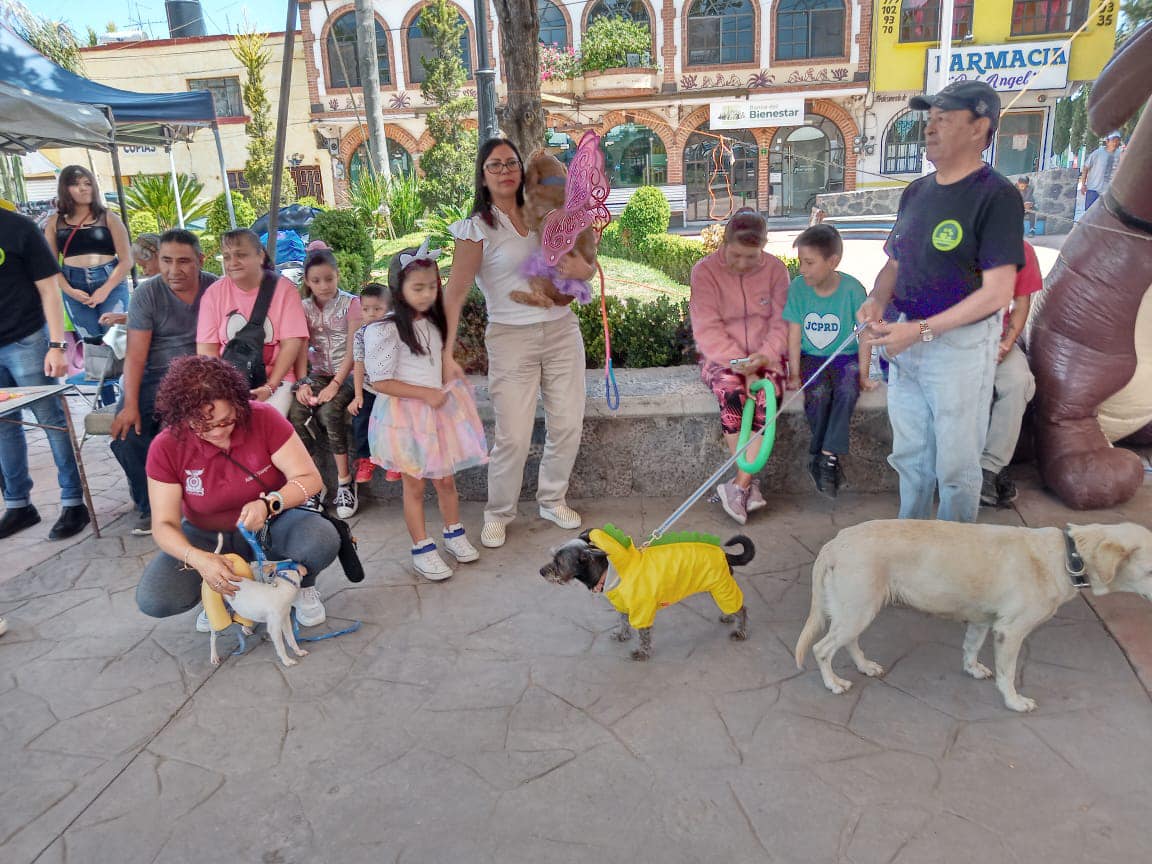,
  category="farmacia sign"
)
[927,40,1069,92]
